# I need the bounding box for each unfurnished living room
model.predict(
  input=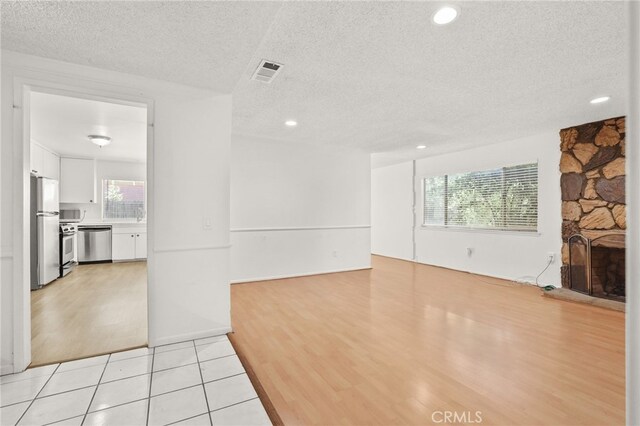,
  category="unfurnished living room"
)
[0,2,639,426]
